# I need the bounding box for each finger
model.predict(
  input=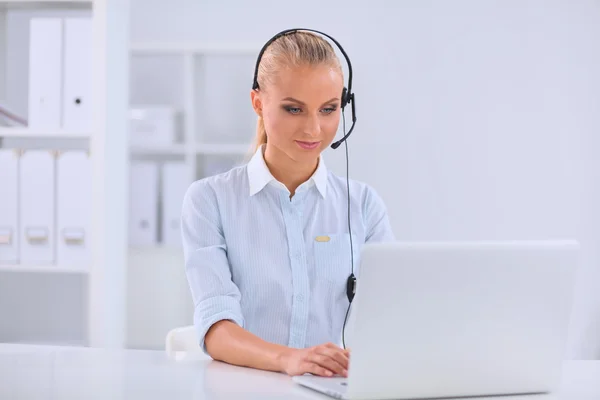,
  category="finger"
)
[304,362,333,377]
[319,343,350,372]
[318,347,349,371]
[323,342,350,357]
[324,343,351,358]
[310,353,346,377]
